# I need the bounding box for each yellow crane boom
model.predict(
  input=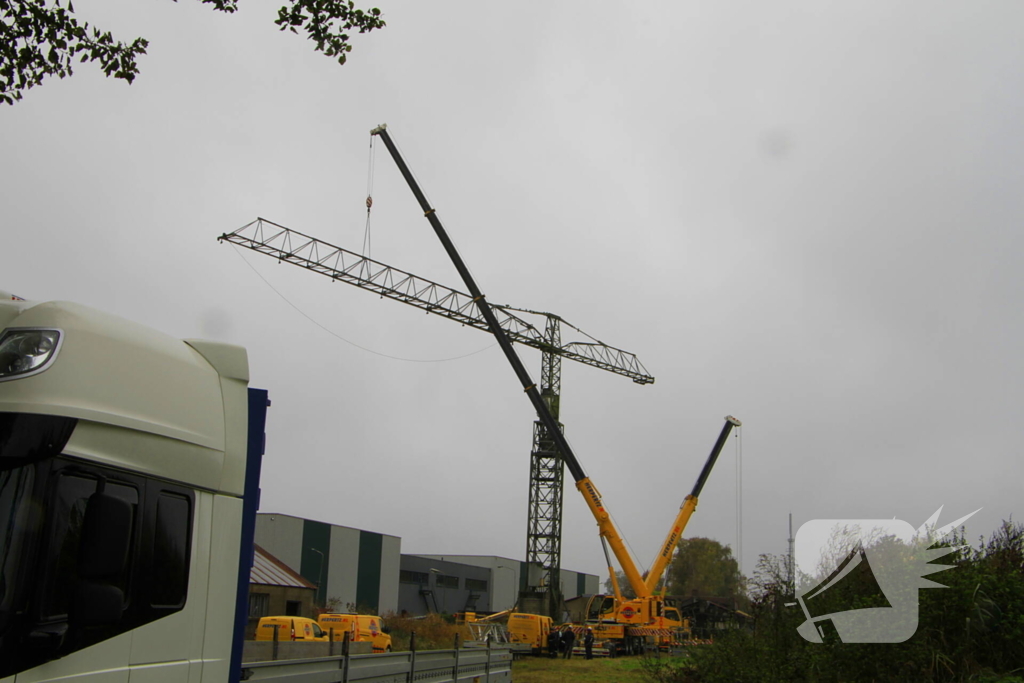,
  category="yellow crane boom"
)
[644,416,742,594]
